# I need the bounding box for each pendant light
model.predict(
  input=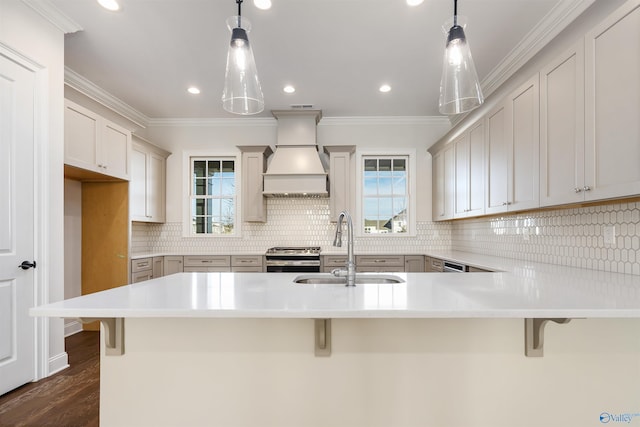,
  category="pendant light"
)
[438,0,484,115]
[222,0,265,115]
